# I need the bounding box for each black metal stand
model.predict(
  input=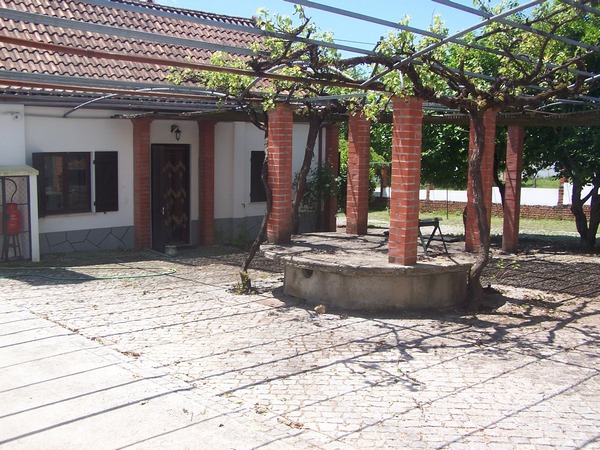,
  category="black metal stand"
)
[418,217,449,256]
